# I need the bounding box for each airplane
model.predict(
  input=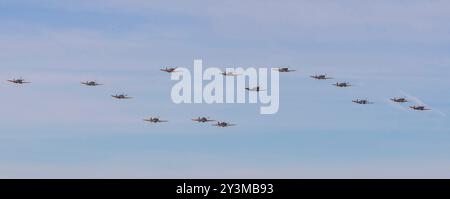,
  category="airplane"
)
[81,81,102,86]
[391,98,408,103]
[352,99,374,105]
[310,74,333,80]
[273,67,296,72]
[111,94,132,99]
[7,78,30,84]
[160,67,178,73]
[212,121,236,127]
[246,86,265,92]
[144,116,168,123]
[221,71,241,76]
[333,82,351,87]
[192,117,215,123]
[409,105,431,111]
